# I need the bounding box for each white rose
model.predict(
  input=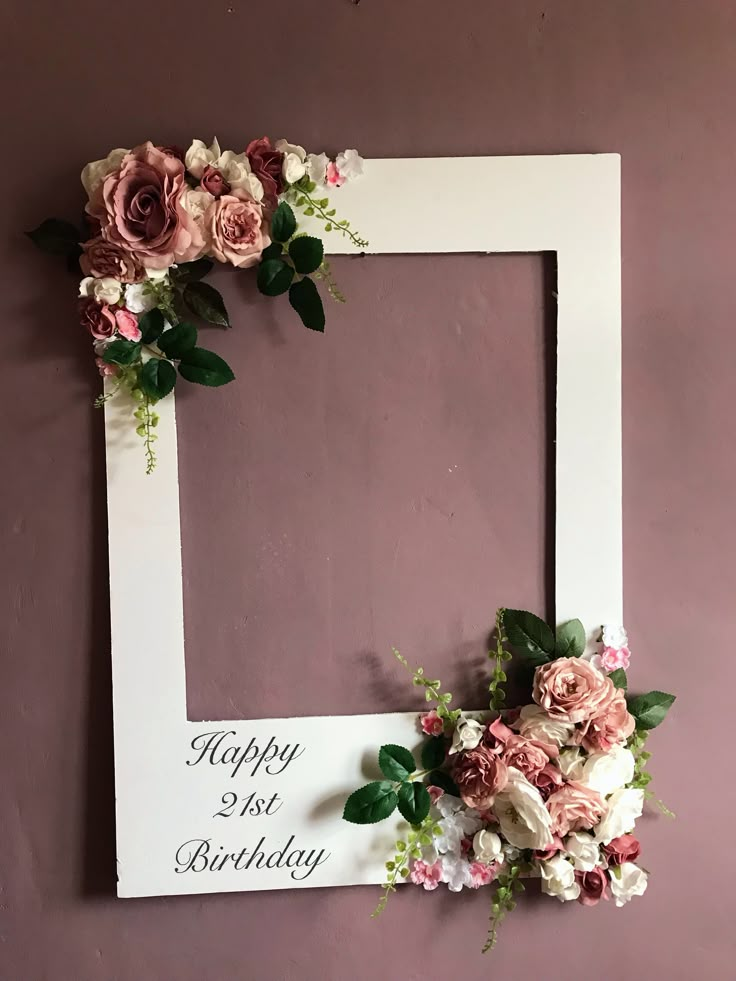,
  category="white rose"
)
[558,748,585,780]
[602,624,628,649]
[185,138,221,179]
[609,862,648,907]
[124,282,157,315]
[473,829,502,865]
[564,832,600,872]
[145,268,170,282]
[581,745,635,797]
[81,148,128,199]
[216,150,264,200]
[275,139,306,161]
[79,276,122,305]
[518,704,574,746]
[335,148,364,181]
[306,152,329,185]
[495,767,554,851]
[282,152,307,184]
[594,788,644,844]
[449,714,484,754]
[181,187,215,223]
[540,855,580,902]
